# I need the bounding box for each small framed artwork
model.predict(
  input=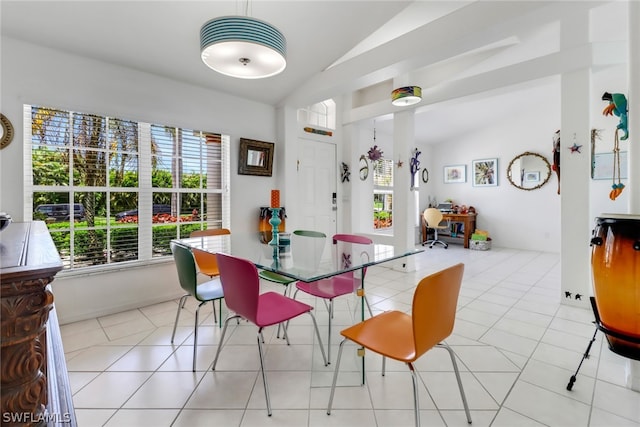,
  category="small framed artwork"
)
[443,165,466,183]
[592,151,628,180]
[238,138,274,176]
[472,158,498,187]
[524,171,540,183]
